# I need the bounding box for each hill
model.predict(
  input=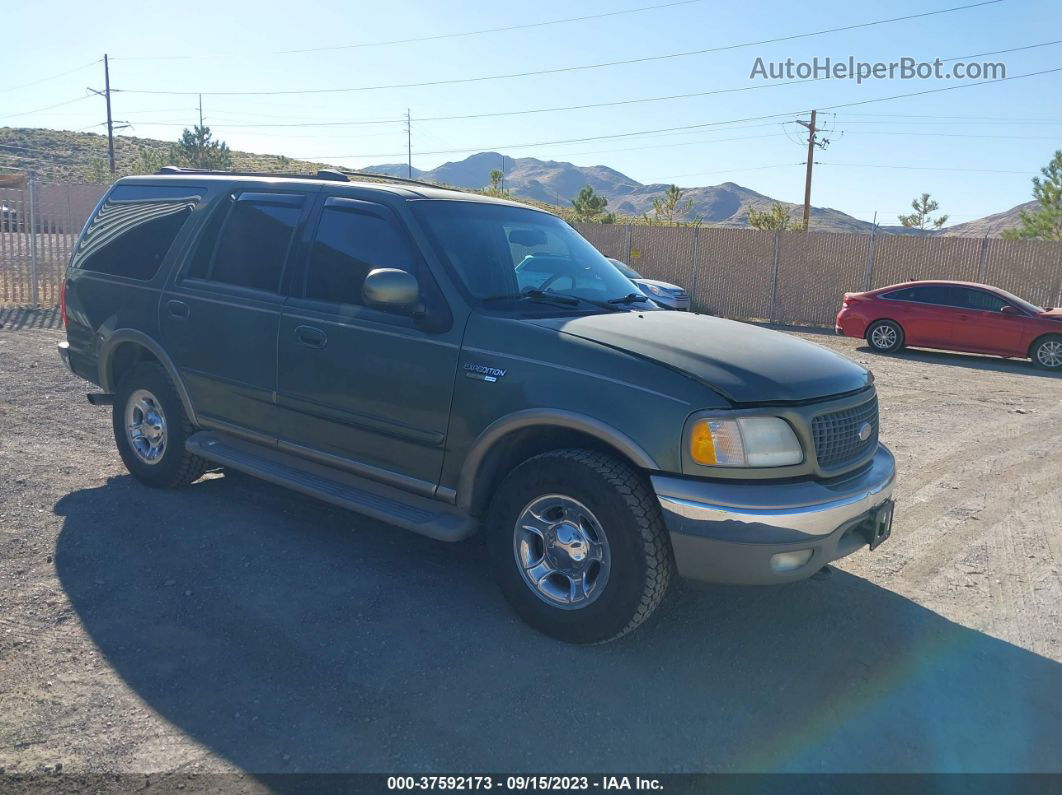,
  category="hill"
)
[0,127,1032,237]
